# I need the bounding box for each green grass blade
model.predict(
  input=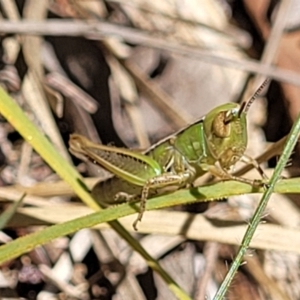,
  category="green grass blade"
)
[214,112,300,300]
[0,177,298,264]
[0,194,25,229]
[0,177,299,266]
